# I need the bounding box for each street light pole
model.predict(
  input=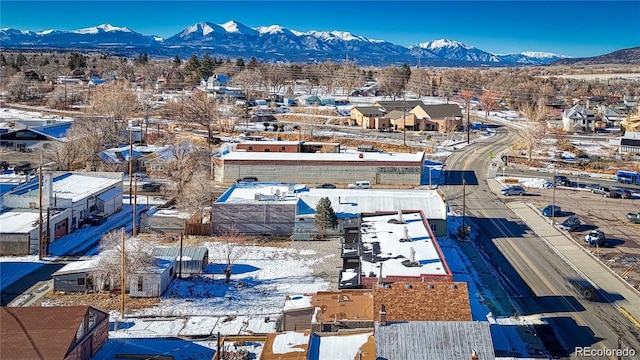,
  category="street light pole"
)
[552,167,556,224]
[429,167,432,189]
